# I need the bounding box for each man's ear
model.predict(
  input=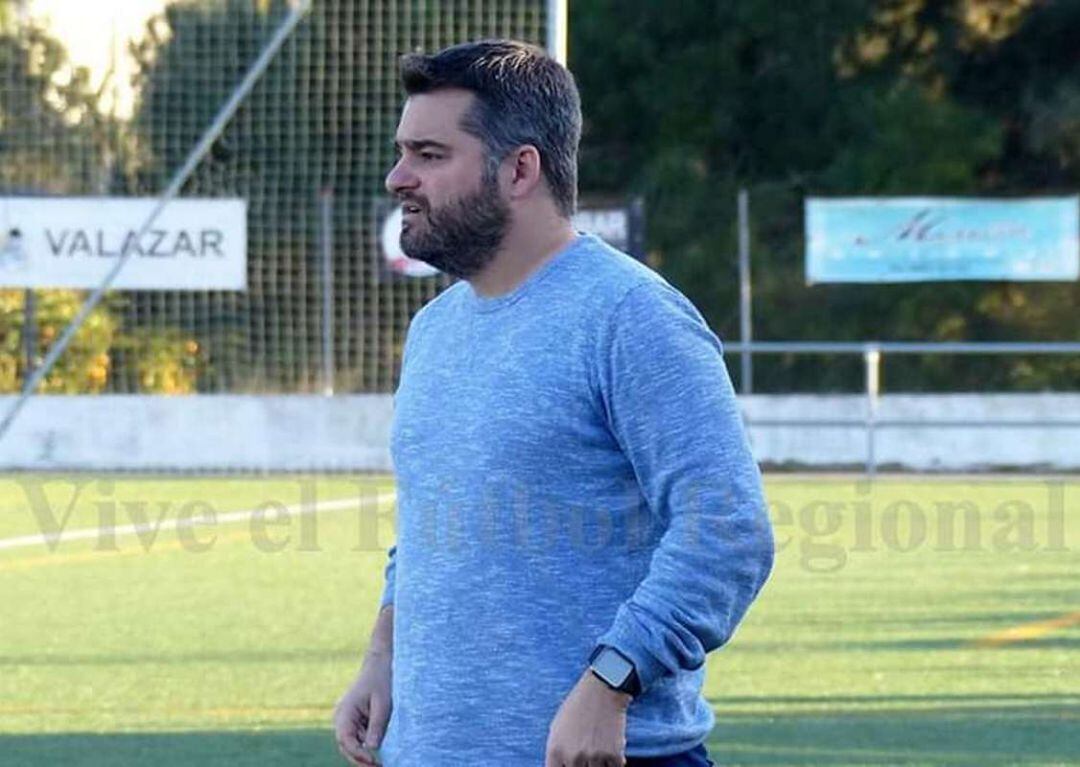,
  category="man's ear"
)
[506,145,543,201]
